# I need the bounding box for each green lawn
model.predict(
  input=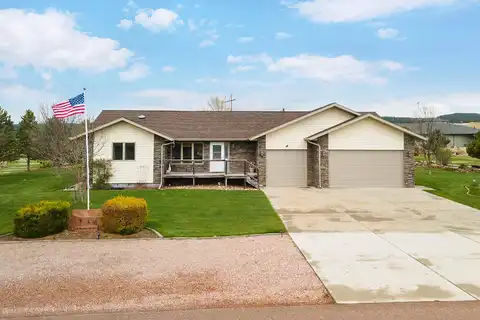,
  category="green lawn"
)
[415,167,480,210]
[0,159,41,175]
[0,169,285,237]
[415,155,480,165]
